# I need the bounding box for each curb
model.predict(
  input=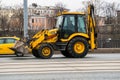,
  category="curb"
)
[55,48,120,54]
[90,48,120,53]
